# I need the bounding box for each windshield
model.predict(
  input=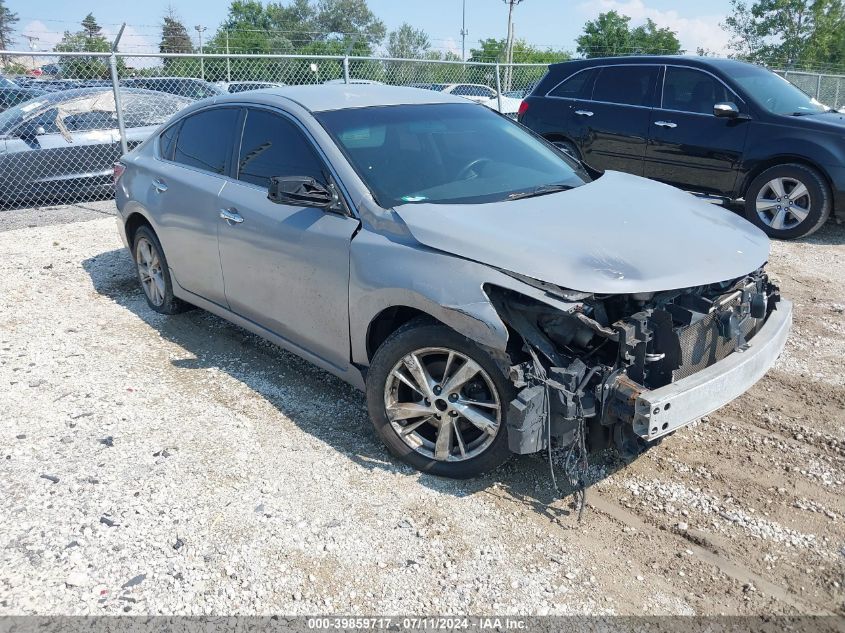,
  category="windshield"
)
[316,103,587,206]
[732,65,827,115]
